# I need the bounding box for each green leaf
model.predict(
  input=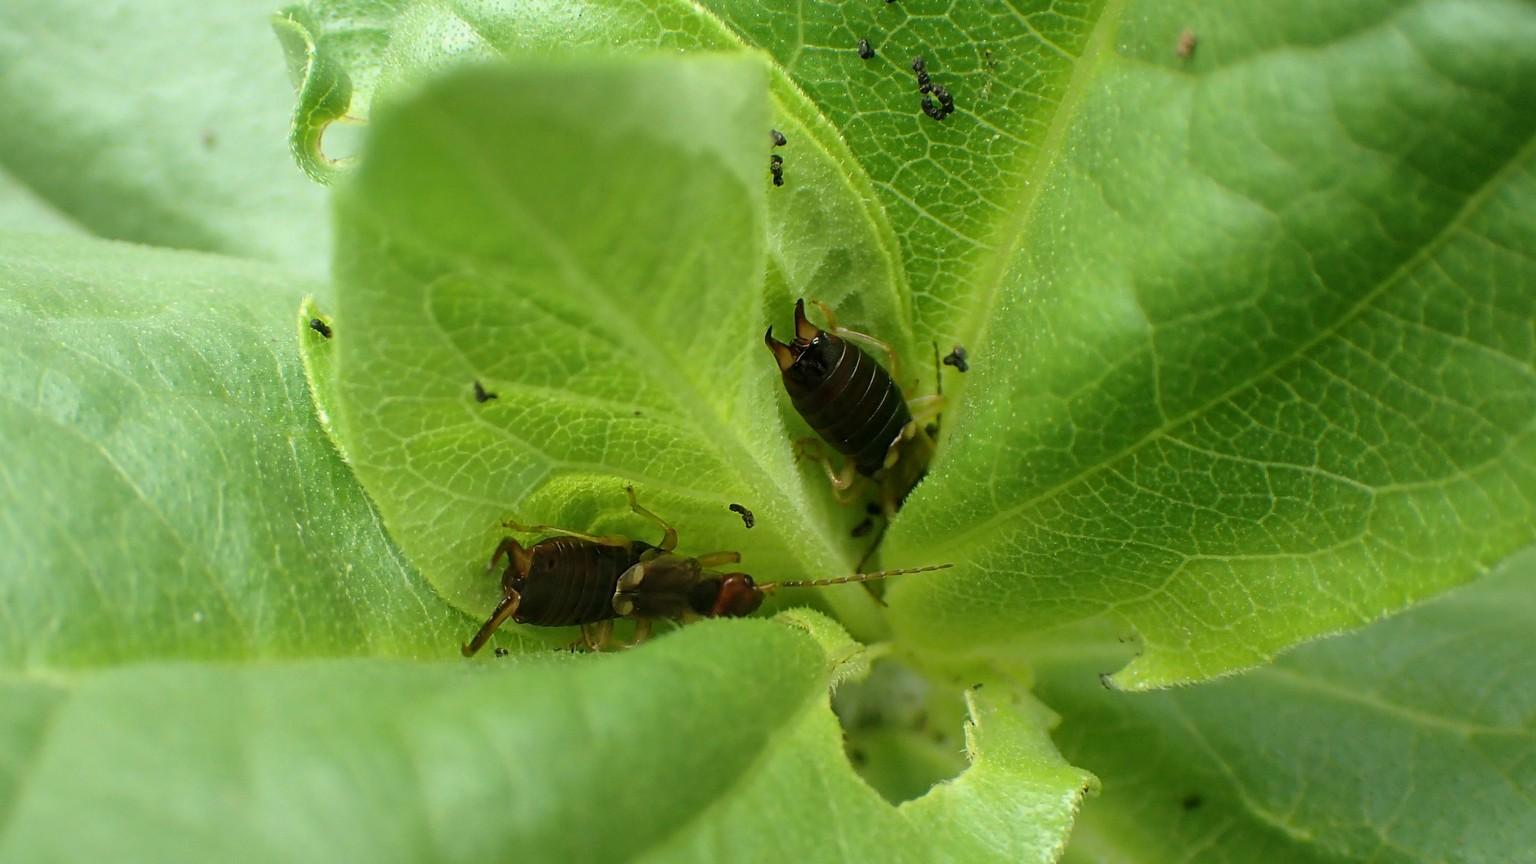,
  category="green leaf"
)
[271,6,356,183]
[1039,548,1536,863]
[886,0,1536,686]
[328,56,900,636]
[284,0,1536,687]
[0,168,80,237]
[0,232,482,665]
[0,0,330,272]
[0,613,1090,863]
